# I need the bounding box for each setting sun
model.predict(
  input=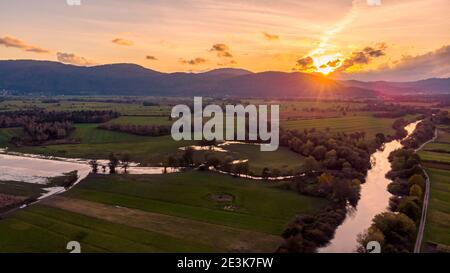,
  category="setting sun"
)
[312,54,343,75]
